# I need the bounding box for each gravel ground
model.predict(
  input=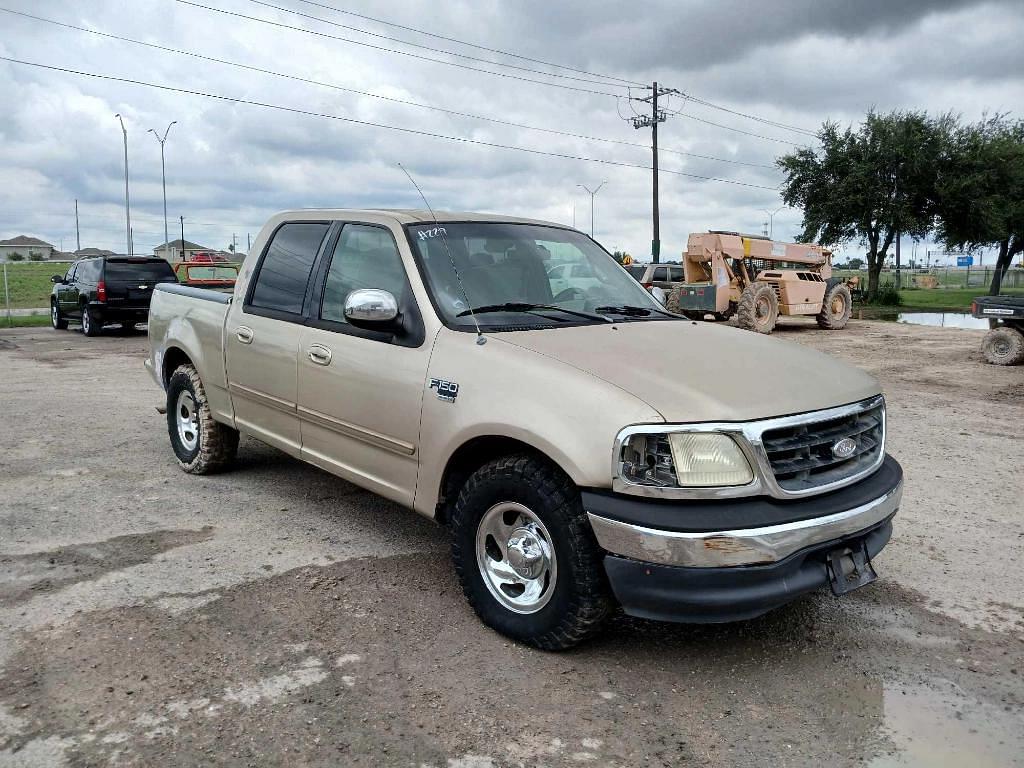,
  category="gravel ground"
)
[0,319,1022,767]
